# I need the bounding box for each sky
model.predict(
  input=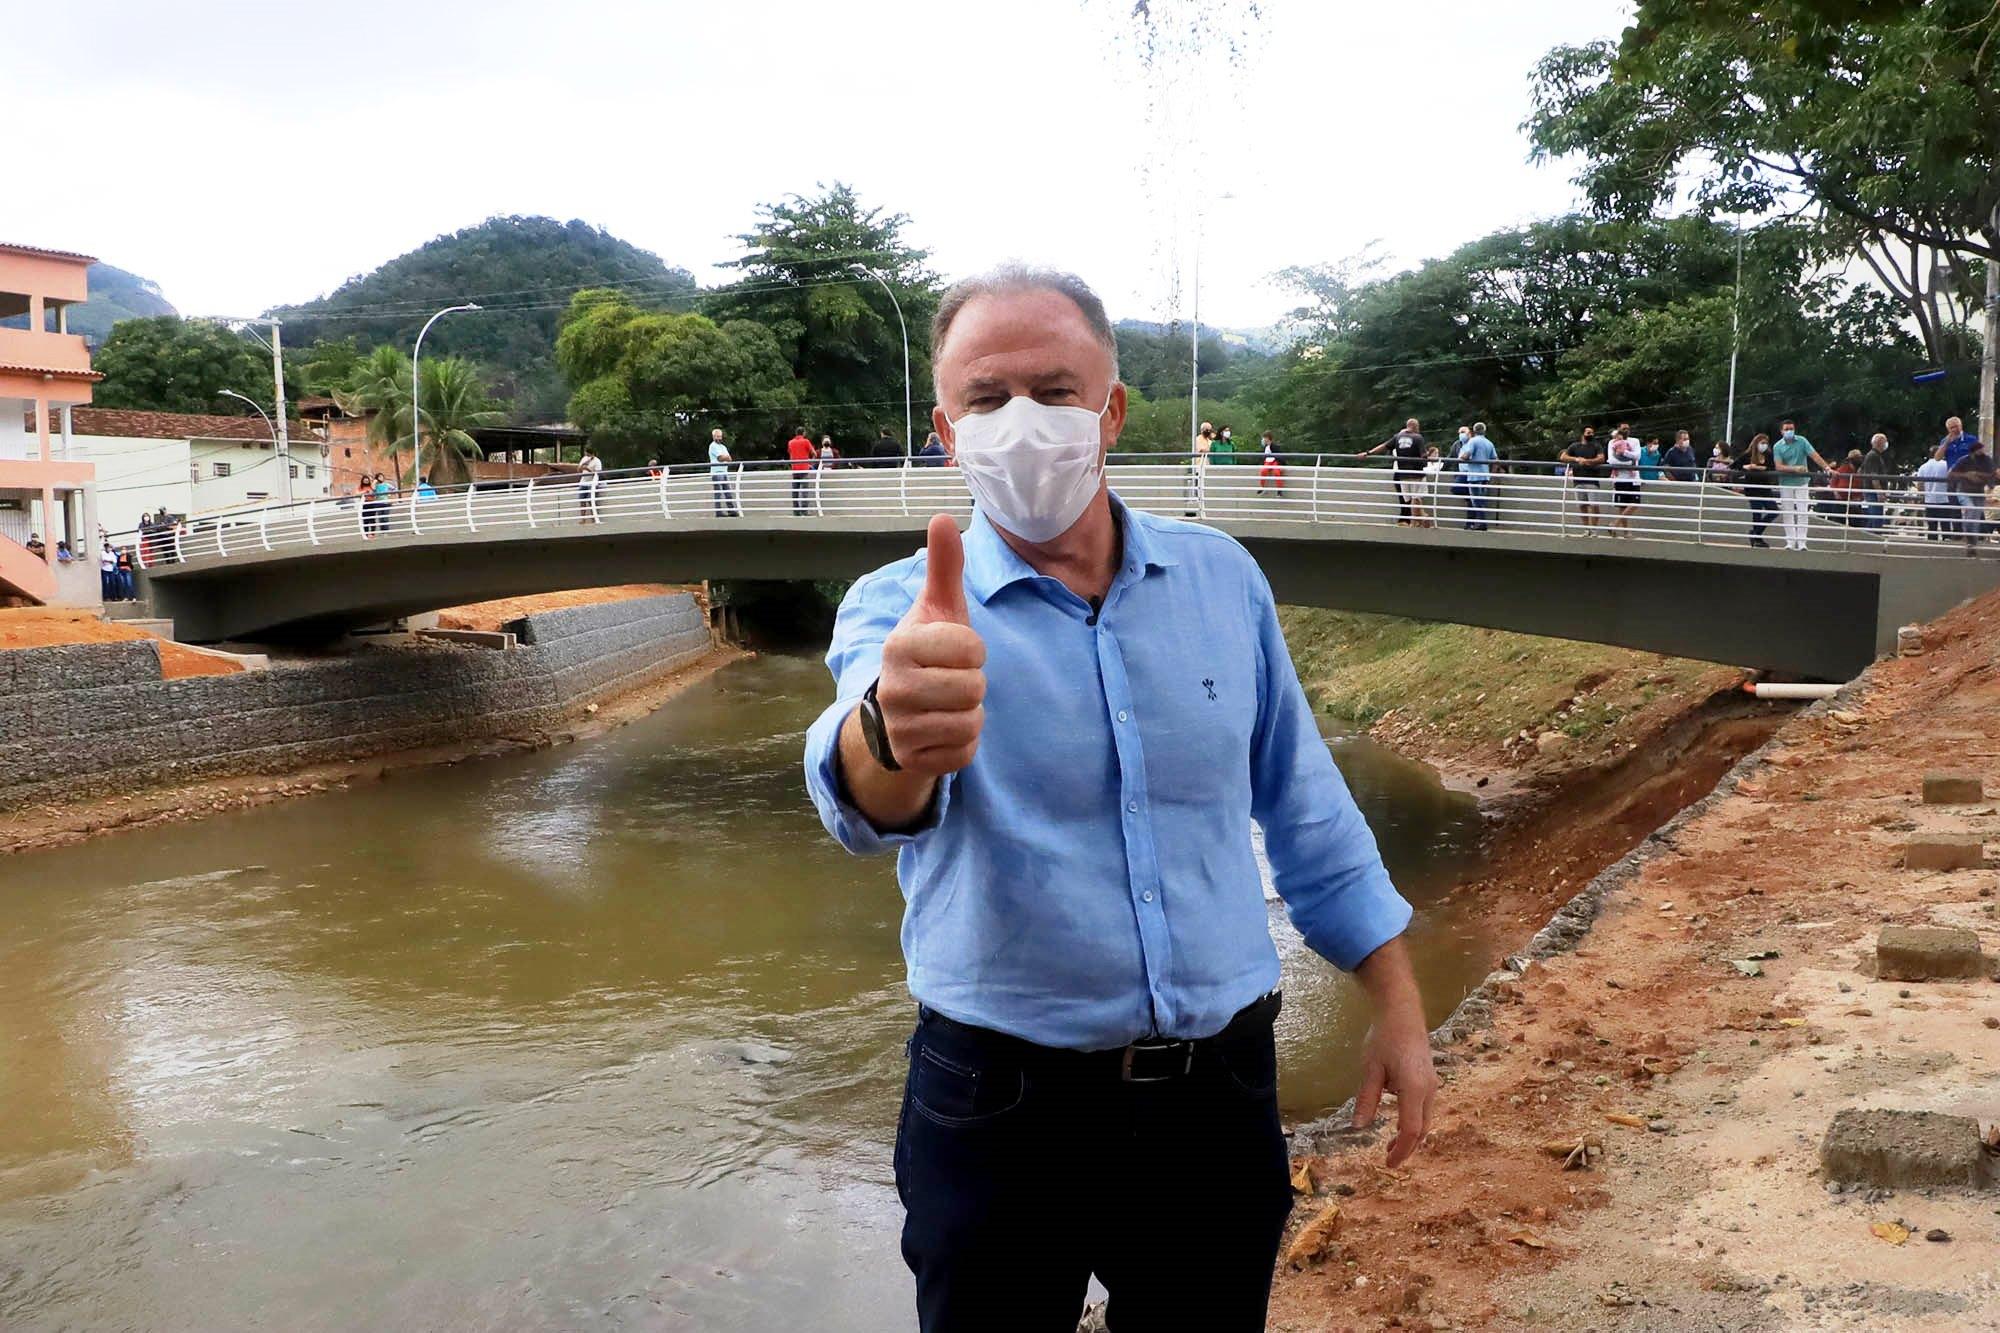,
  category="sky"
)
[4,0,1632,331]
